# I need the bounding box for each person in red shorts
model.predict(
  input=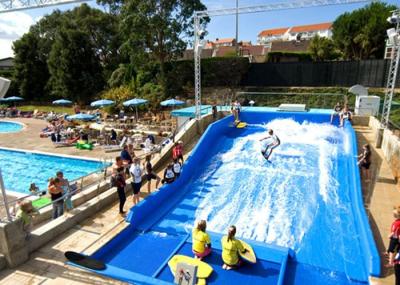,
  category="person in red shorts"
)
[387,207,400,267]
[172,141,184,164]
